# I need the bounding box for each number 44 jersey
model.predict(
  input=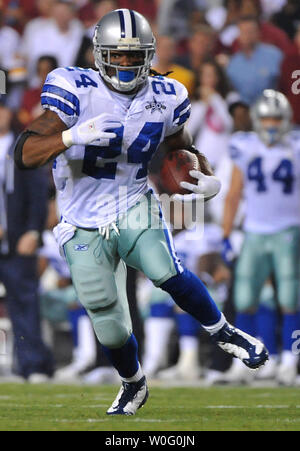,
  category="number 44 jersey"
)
[41,67,191,228]
[229,131,300,234]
